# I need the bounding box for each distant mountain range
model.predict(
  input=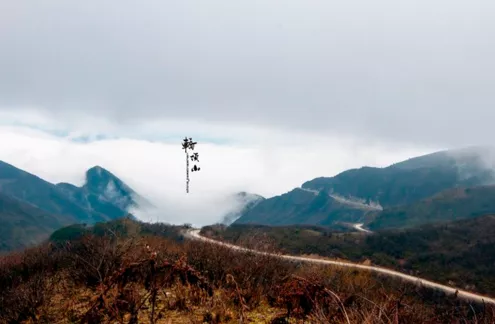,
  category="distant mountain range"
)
[0,161,148,251]
[235,147,495,230]
[5,146,495,250]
